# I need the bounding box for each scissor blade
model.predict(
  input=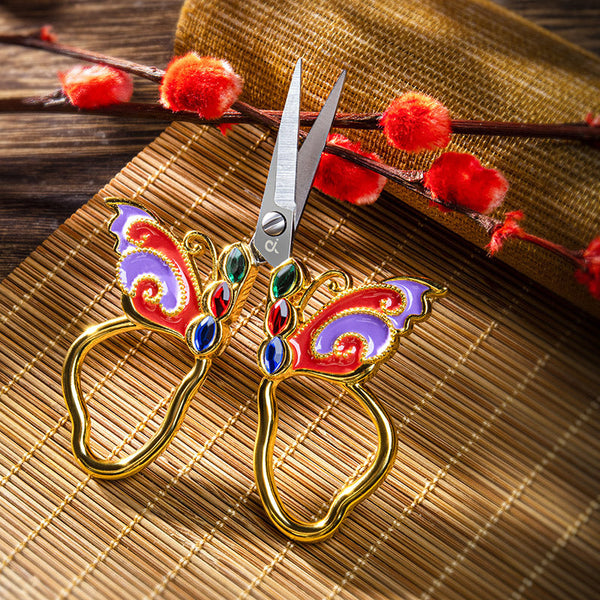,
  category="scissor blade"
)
[272,60,301,213]
[294,70,346,228]
[252,59,302,267]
